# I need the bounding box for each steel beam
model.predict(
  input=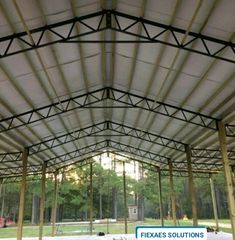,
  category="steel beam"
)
[0,10,234,63]
[185,145,198,226]
[17,148,28,240]
[217,121,235,239]
[39,162,47,240]
[0,151,22,162]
